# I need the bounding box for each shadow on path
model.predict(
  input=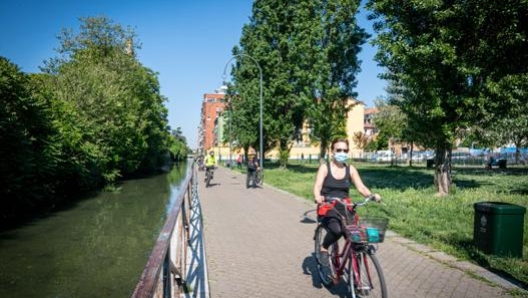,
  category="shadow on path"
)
[183,178,209,298]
